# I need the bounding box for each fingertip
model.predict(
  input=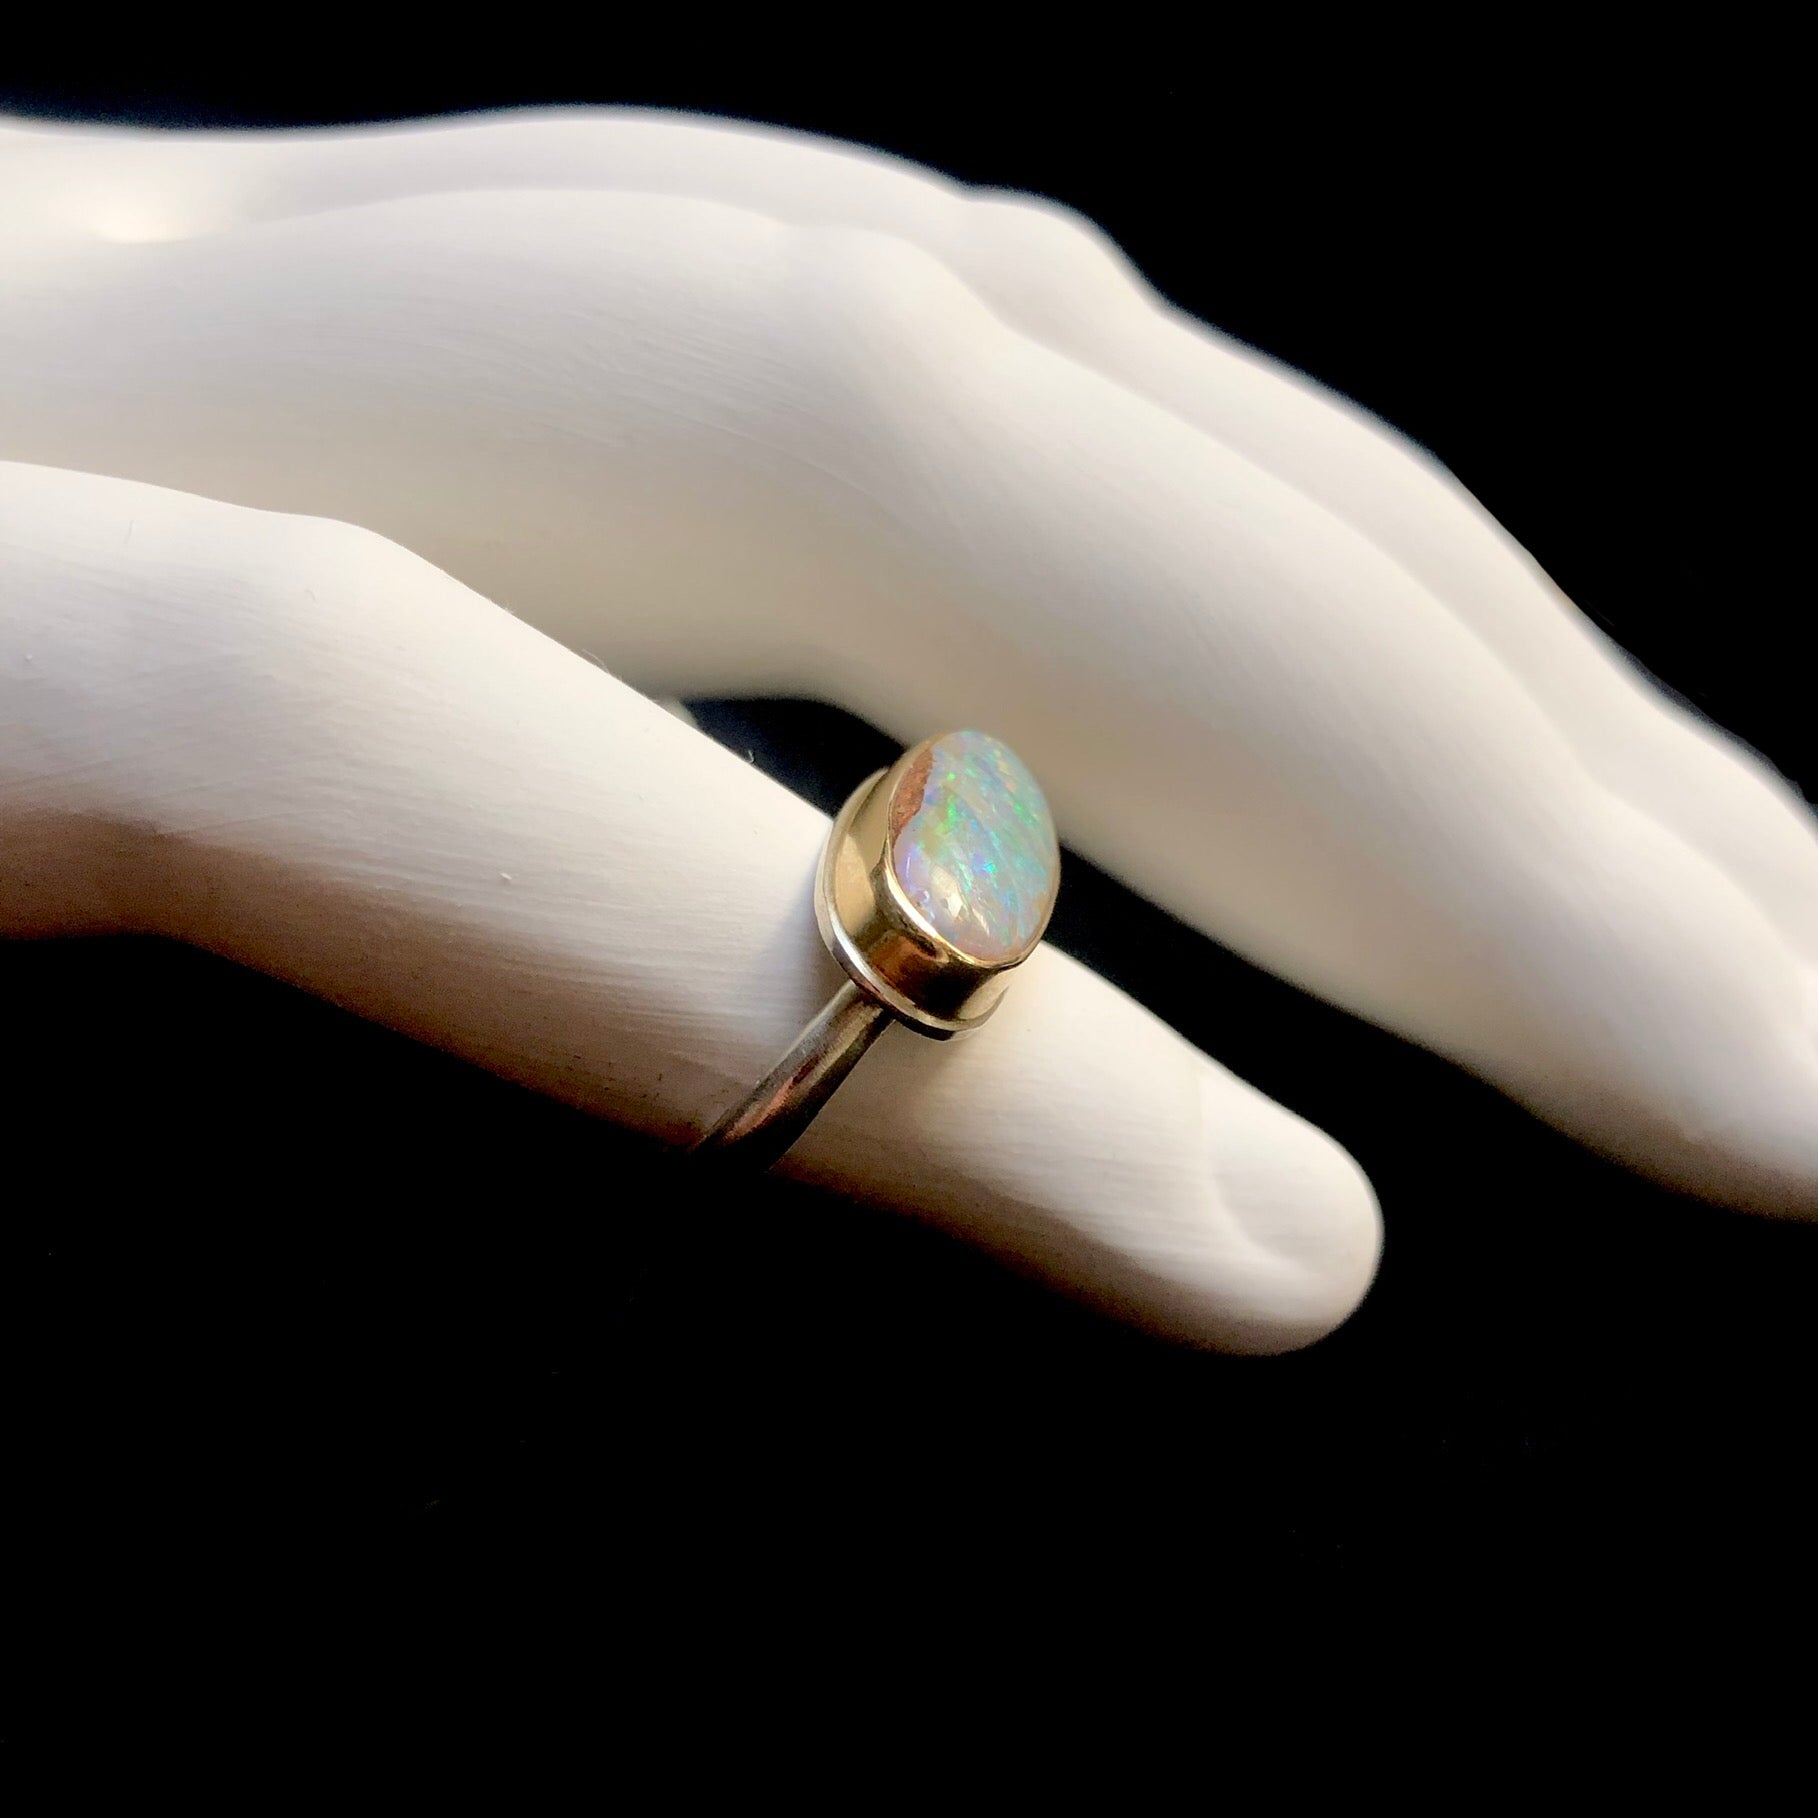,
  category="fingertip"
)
[1188,1069,1383,1354]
